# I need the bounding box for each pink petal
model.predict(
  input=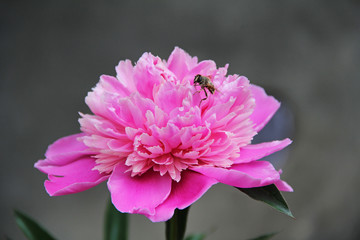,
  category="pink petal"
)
[99,75,131,97]
[85,75,129,120]
[188,60,217,78]
[250,84,280,132]
[108,163,172,216]
[234,138,292,164]
[154,82,191,114]
[79,113,126,138]
[112,97,146,128]
[147,170,218,222]
[191,161,284,189]
[115,59,136,91]
[149,123,182,150]
[274,179,293,192]
[38,133,89,168]
[103,92,154,129]
[40,157,108,196]
[133,53,164,100]
[167,47,197,81]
